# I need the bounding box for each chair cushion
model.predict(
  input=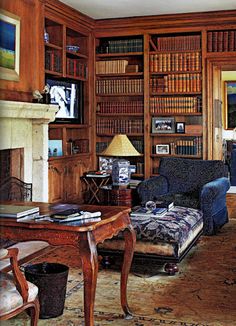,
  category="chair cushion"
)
[0,272,38,316]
